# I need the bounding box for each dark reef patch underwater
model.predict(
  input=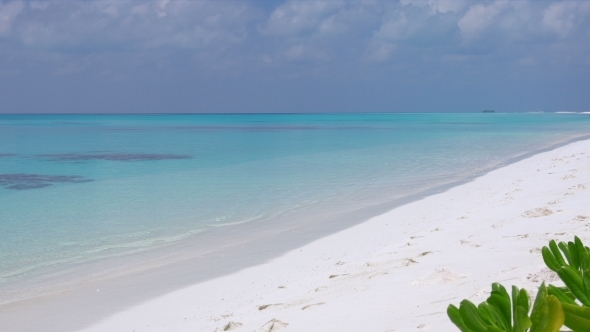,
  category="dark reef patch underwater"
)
[38,153,191,162]
[0,174,92,190]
